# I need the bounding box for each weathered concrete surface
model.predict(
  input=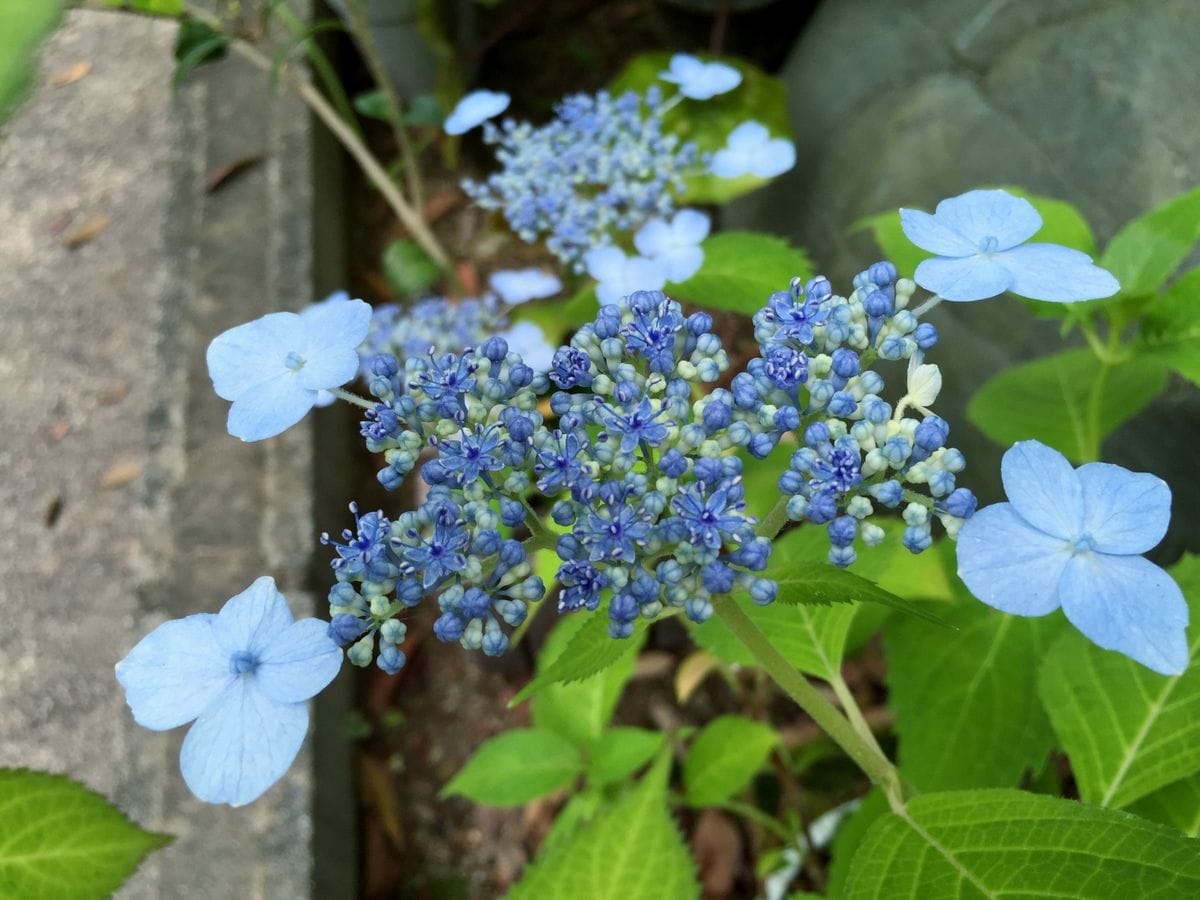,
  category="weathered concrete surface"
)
[728,0,1200,556]
[0,9,334,896]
